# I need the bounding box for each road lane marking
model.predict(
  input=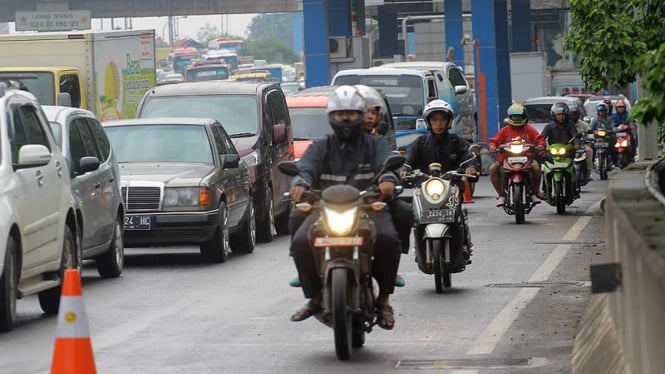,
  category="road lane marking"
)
[451,370,479,374]
[467,202,600,356]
